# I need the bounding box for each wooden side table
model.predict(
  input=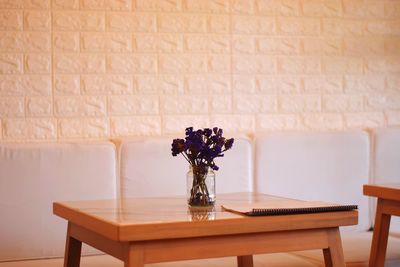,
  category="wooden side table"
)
[363,184,400,267]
